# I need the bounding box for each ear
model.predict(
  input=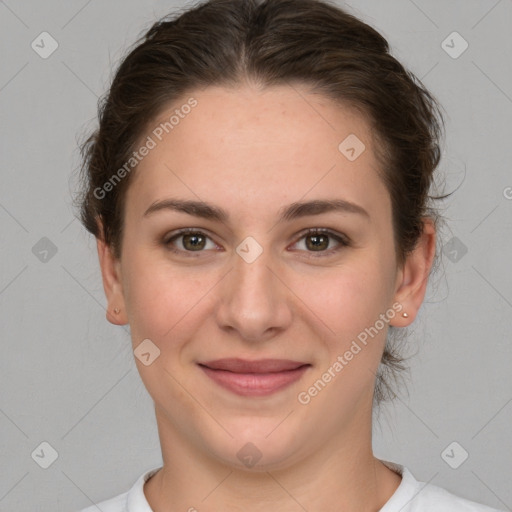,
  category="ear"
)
[96,222,128,326]
[390,217,436,327]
